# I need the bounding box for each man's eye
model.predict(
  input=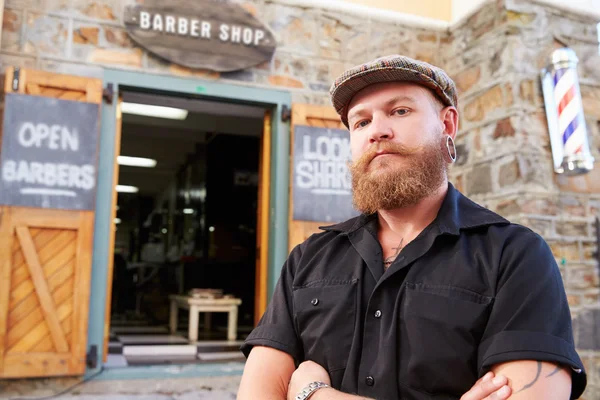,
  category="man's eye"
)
[357,120,370,128]
[394,109,409,116]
